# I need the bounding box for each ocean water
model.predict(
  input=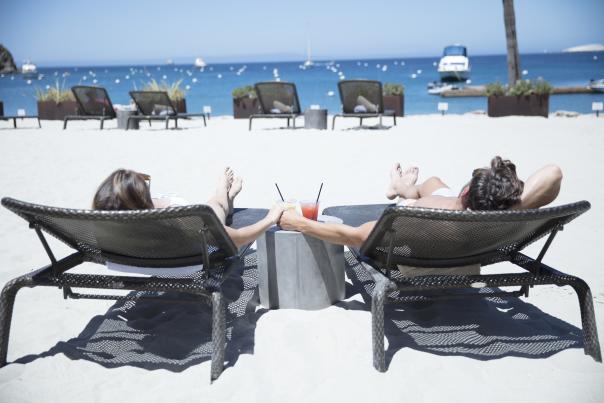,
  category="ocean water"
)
[0,53,603,117]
